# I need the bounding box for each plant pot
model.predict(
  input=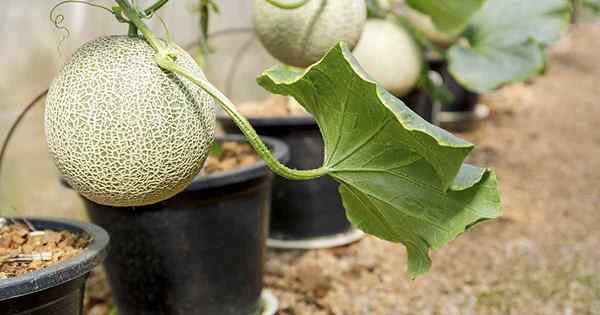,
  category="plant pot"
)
[0,218,109,315]
[429,60,489,131]
[64,135,287,315]
[218,116,365,249]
